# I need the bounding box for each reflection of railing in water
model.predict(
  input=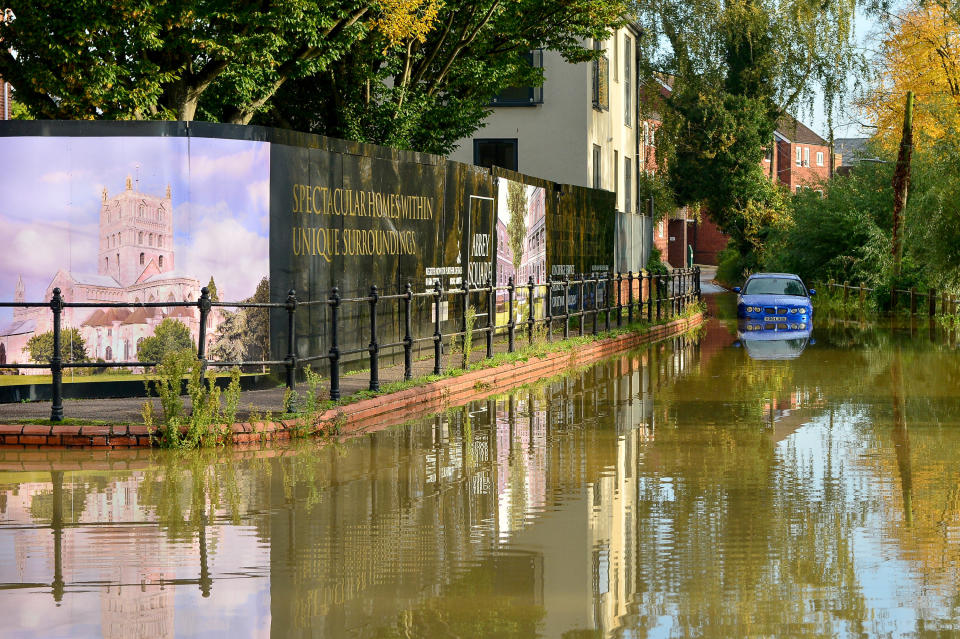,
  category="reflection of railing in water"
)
[0,268,702,421]
[18,469,213,606]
